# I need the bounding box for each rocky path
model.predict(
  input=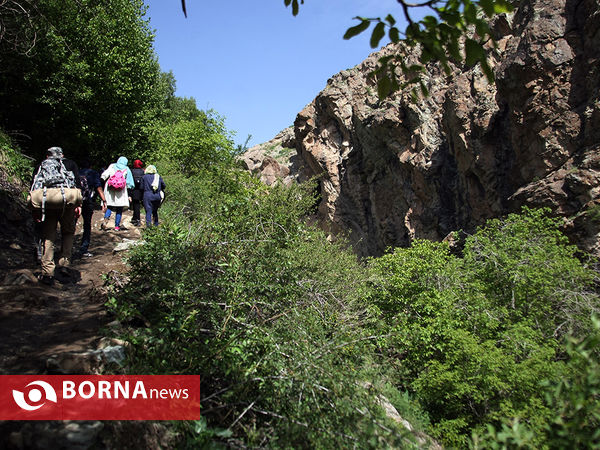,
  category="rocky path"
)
[0,210,139,375]
[0,209,174,449]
